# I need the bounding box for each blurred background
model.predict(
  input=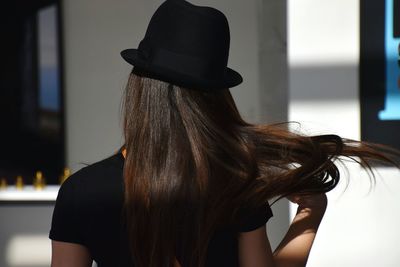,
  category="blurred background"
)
[0,0,399,266]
